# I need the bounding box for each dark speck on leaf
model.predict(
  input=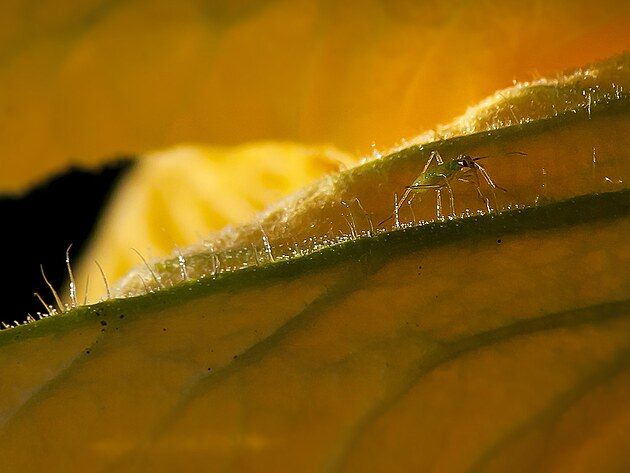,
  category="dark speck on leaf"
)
[233,355,238,360]
[119,314,125,319]
[100,320,107,326]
